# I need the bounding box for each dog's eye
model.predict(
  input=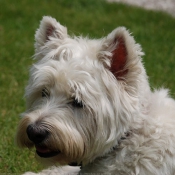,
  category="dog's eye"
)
[72,98,83,108]
[42,88,50,98]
